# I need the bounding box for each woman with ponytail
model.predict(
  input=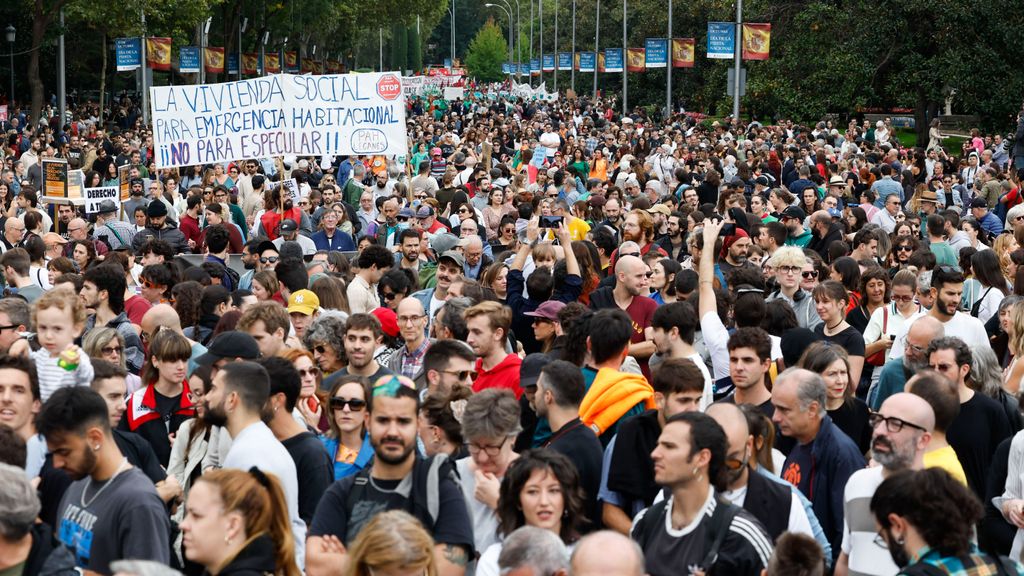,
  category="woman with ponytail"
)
[180,467,300,576]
